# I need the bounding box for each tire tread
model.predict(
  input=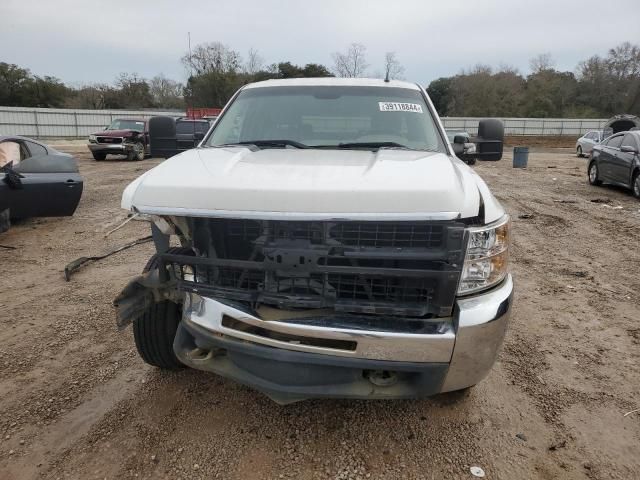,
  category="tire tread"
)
[132,247,192,369]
